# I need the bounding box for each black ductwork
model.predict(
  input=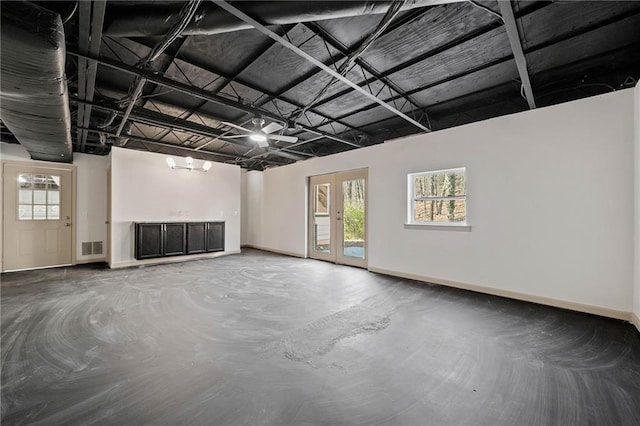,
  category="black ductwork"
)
[104,0,463,37]
[0,1,73,162]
